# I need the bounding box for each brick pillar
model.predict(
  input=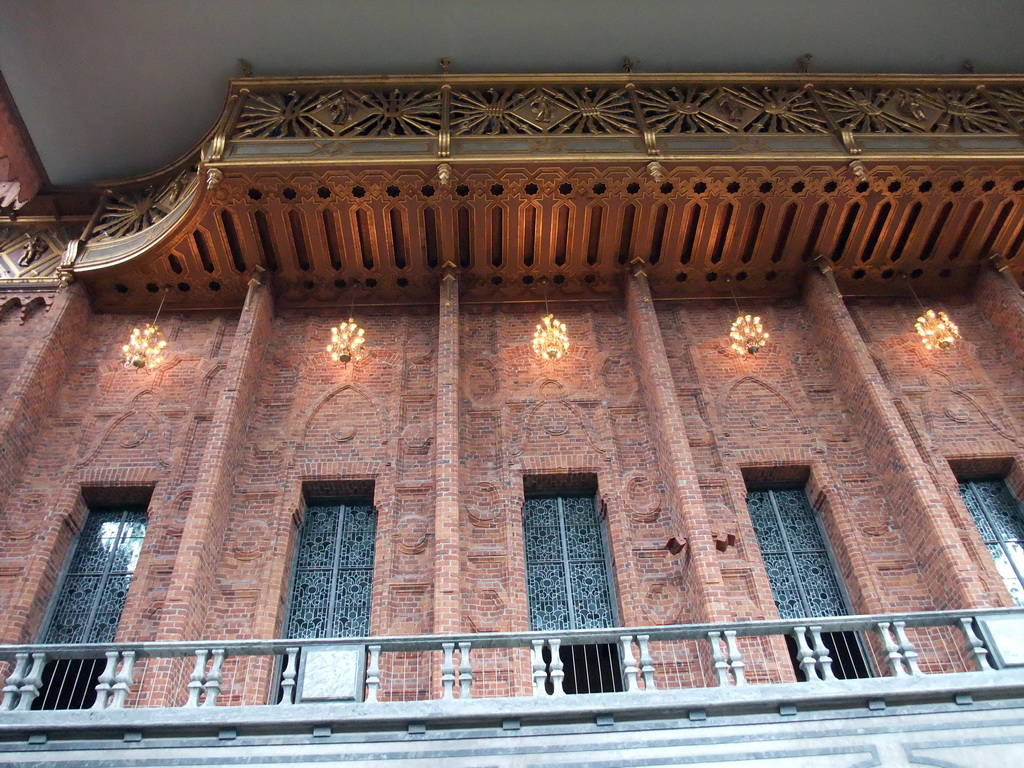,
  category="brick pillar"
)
[433,264,460,633]
[0,284,89,516]
[625,266,729,623]
[157,270,274,641]
[804,265,989,609]
[974,260,1024,370]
